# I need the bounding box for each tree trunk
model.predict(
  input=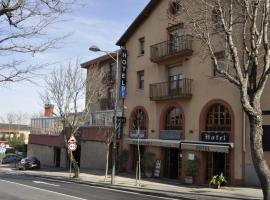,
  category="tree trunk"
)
[104,144,109,181]
[249,115,270,200]
[72,158,80,178]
